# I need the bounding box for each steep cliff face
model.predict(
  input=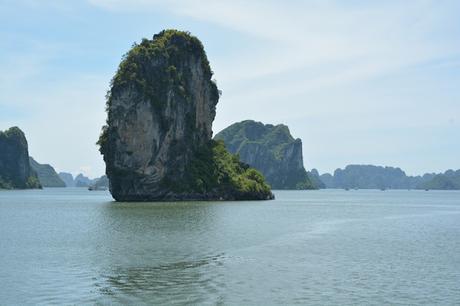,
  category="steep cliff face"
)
[29,157,65,187]
[214,120,316,189]
[0,127,41,189]
[99,30,273,201]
